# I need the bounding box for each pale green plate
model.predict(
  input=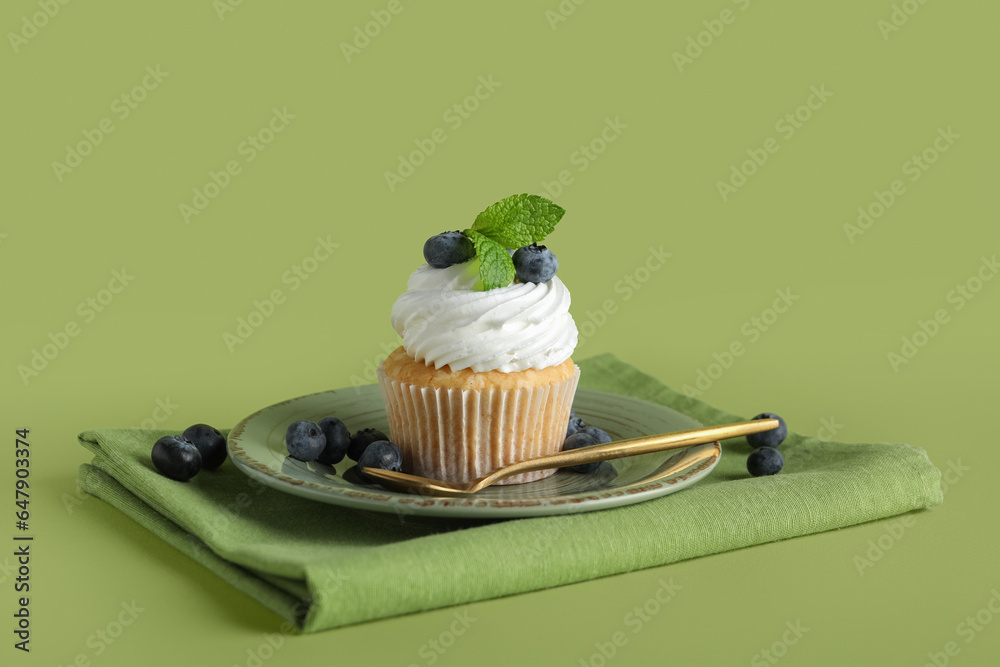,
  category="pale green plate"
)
[227,386,721,519]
